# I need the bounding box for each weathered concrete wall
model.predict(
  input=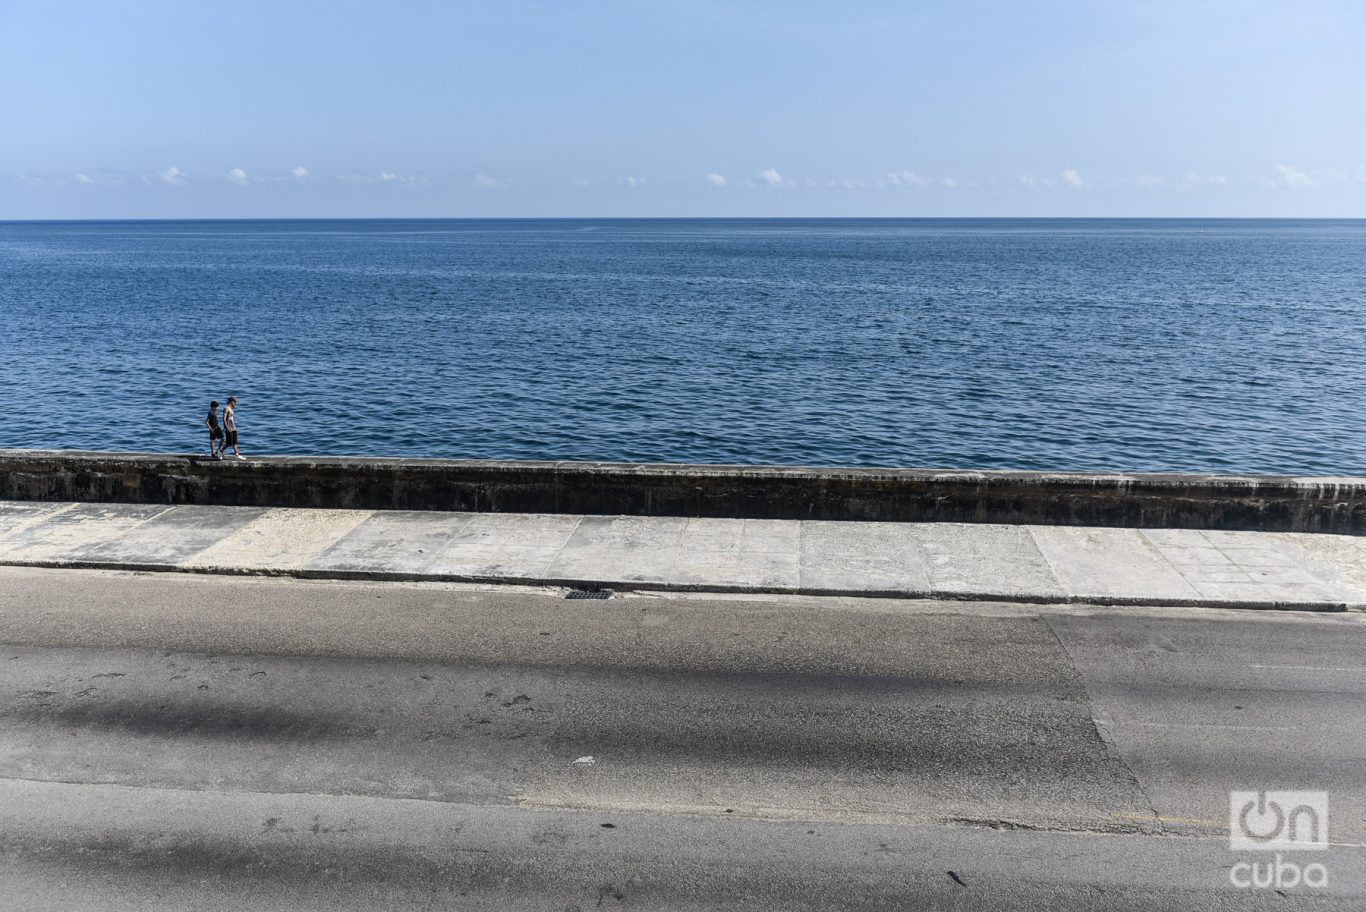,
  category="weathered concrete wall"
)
[2,449,1365,533]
